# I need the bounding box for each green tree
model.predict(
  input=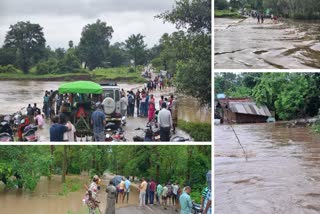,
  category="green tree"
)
[157,0,211,105]
[125,34,147,70]
[0,47,16,66]
[108,42,129,67]
[157,0,211,34]
[4,21,46,74]
[215,0,229,10]
[0,146,51,190]
[78,19,113,70]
